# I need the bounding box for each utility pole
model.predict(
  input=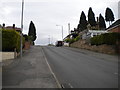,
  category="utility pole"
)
[68,23,70,35]
[20,0,24,58]
[68,23,71,47]
[62,26,63,41]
